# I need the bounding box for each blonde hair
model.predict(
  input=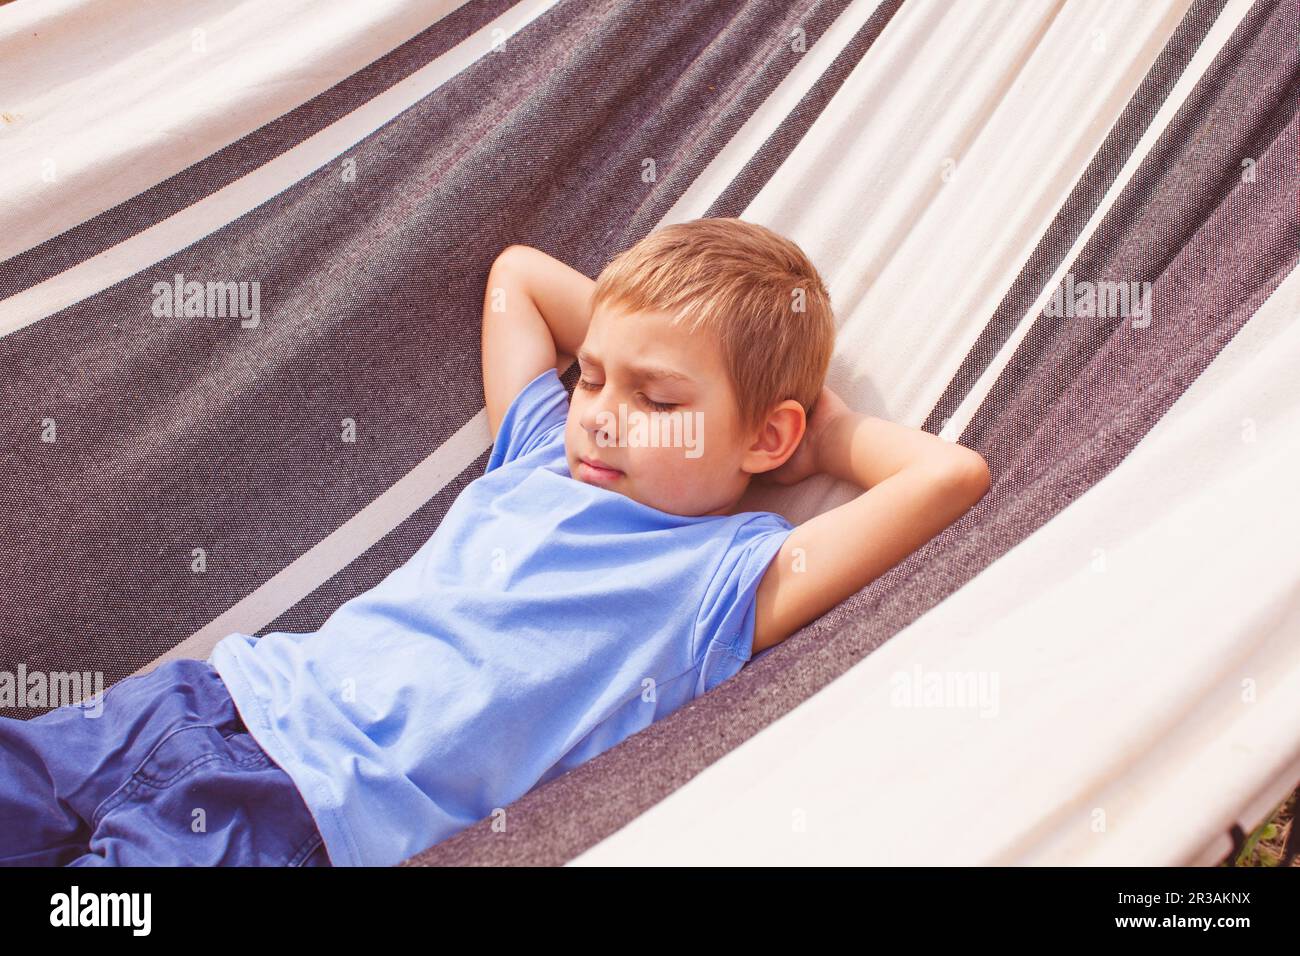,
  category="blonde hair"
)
[591,217,835,435]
